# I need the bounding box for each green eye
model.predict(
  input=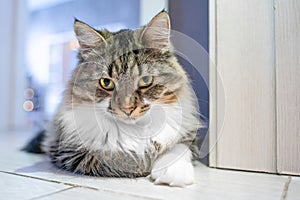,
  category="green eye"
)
[99,78,115,91]
[138,76,153,88]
